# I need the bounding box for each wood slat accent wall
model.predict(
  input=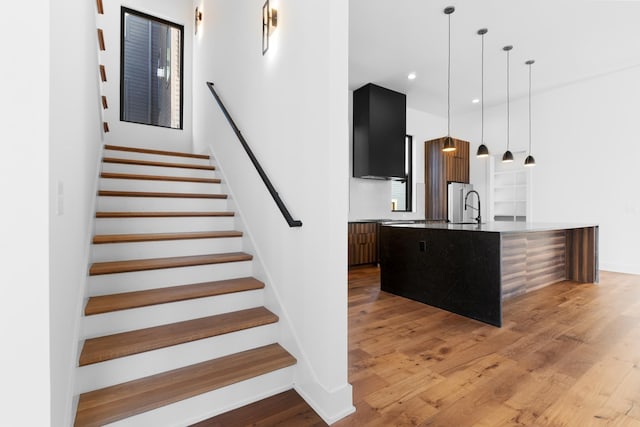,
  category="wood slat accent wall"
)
[445,139,470,184]
[348,222,377,266]
[425,139,448,220]
[566,227,599,283]
[424,137,470,220]
[501,230,567,300]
